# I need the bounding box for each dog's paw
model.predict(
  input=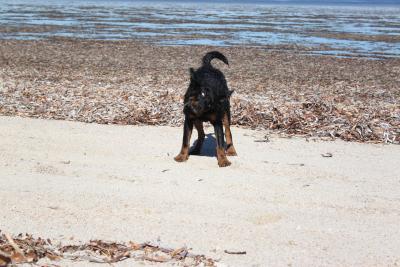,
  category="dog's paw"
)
[218,158,231,167]
[226,145,237,156]
[174,153,189,162]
